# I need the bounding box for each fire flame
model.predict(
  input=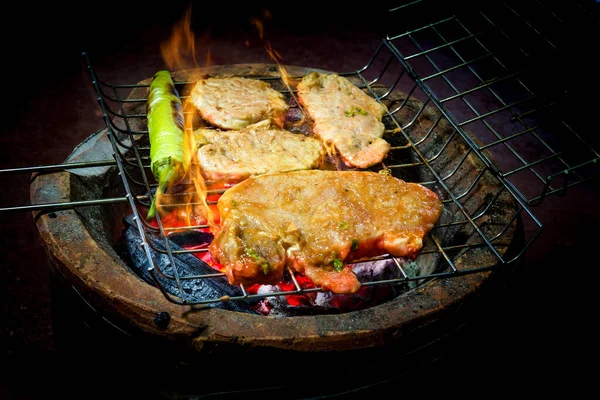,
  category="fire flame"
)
[250,12,301,104]
[152,6,300,234]
[252,16,338,163]
[250,11,318,161]
[153,3,214,232]
[148,7,371,312]
[160,5,197,71]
